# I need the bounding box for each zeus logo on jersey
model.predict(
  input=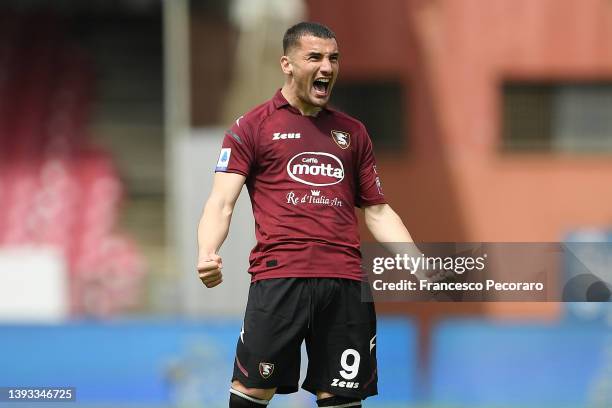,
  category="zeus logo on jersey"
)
[273,132,301,140]
[287,152,345,187]
[215,148,231,171]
